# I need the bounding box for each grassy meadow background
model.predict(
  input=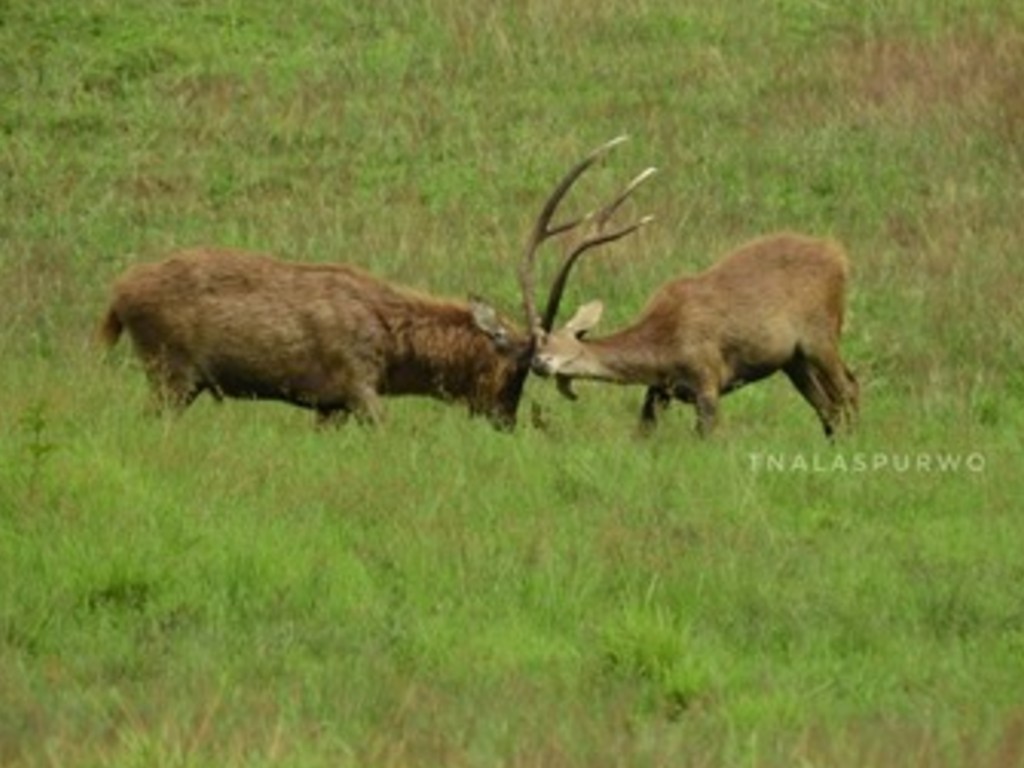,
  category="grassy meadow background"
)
[2,1,1024,765]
